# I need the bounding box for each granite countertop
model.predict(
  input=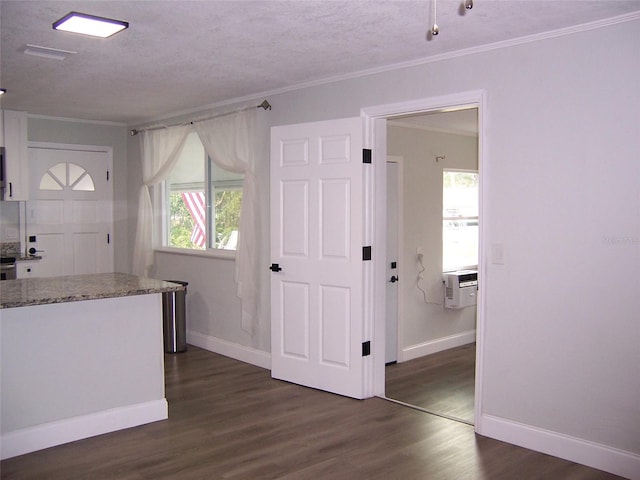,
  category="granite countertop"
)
[0,242,42,261]
[15,255,42,261]
[0,273,185,309]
